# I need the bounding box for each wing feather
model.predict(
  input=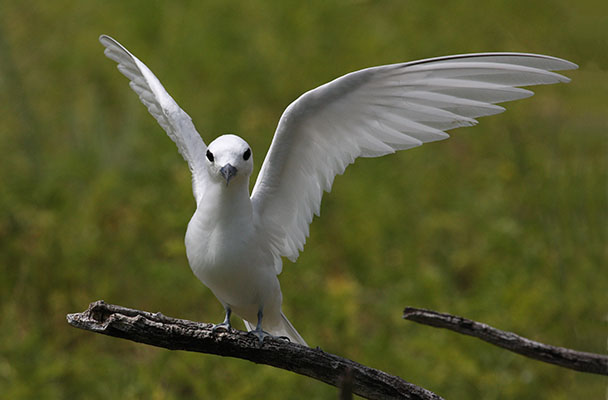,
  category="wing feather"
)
[99,35,207,201]
[251,52,576,265]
